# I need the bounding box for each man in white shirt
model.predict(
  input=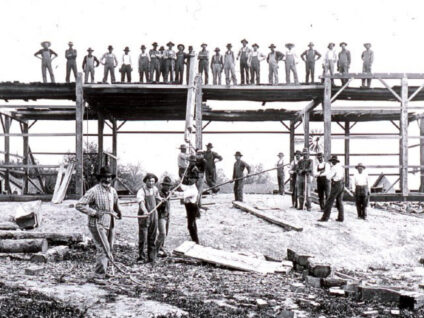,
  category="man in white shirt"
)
[352,163,370,220]
[289,150,302,208]
[177,144,189,178]
[319,155,345,222]
[276,152,285,195]
[315,152,330,211]
[324,42,337,86]
[121,46,132,82]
